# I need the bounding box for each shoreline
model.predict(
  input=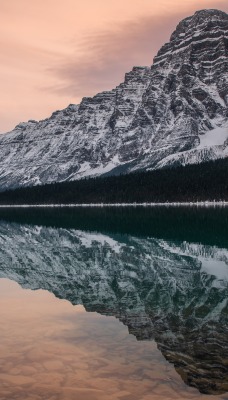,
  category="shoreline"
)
[0,201,227,208]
